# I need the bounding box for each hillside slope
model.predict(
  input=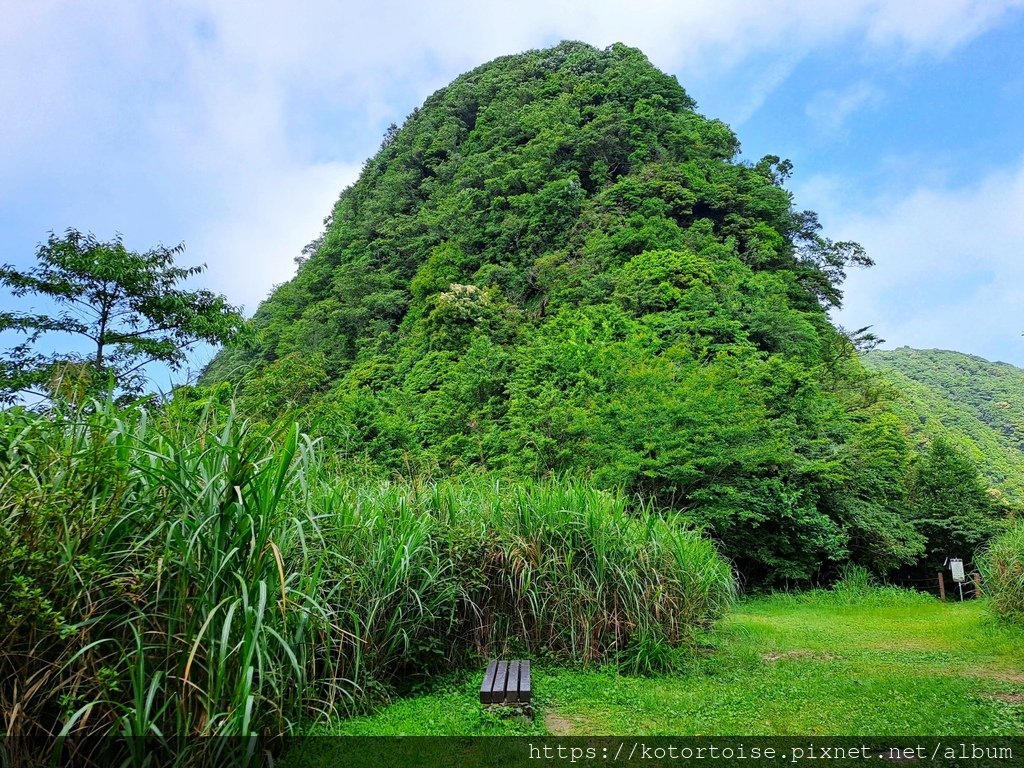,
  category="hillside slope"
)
[203,41,926,583]
[866,347,1024,502]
